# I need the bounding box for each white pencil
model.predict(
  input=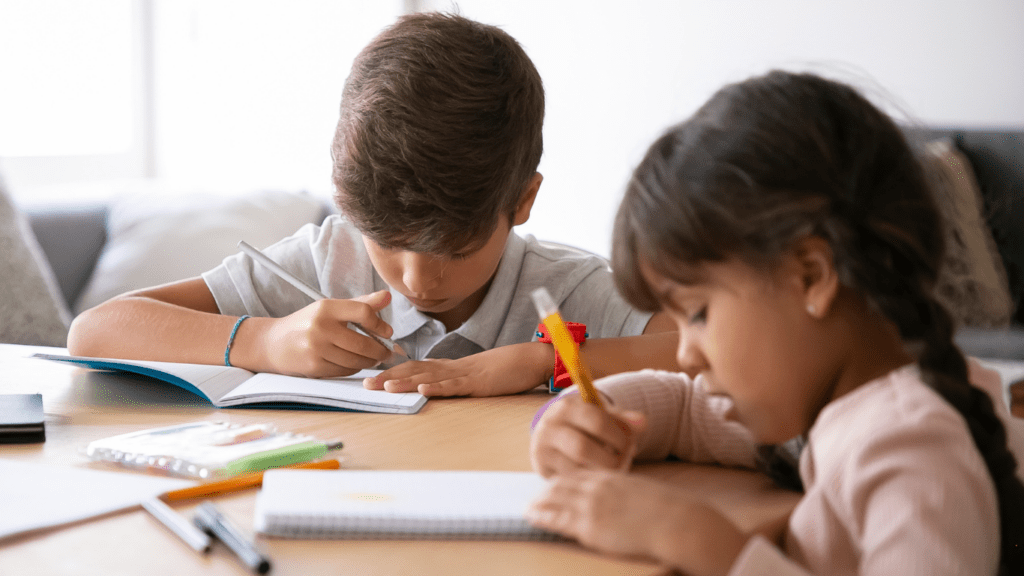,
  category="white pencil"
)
[237,240,406,358]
